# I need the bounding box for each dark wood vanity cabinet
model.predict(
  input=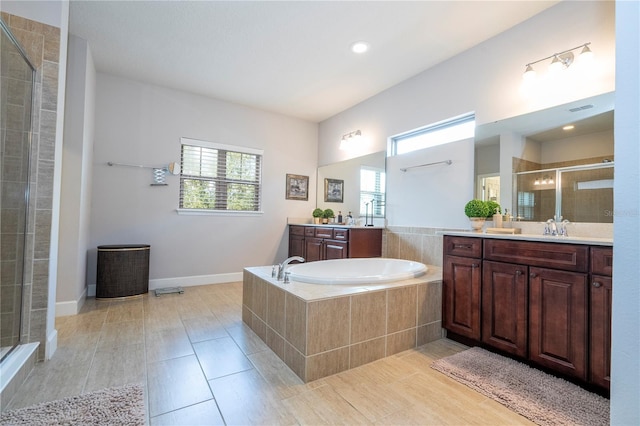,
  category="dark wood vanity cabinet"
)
[443,237,482,340]
[288,225,382,261]
[443,235,612,390]
[590,247,613,390]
